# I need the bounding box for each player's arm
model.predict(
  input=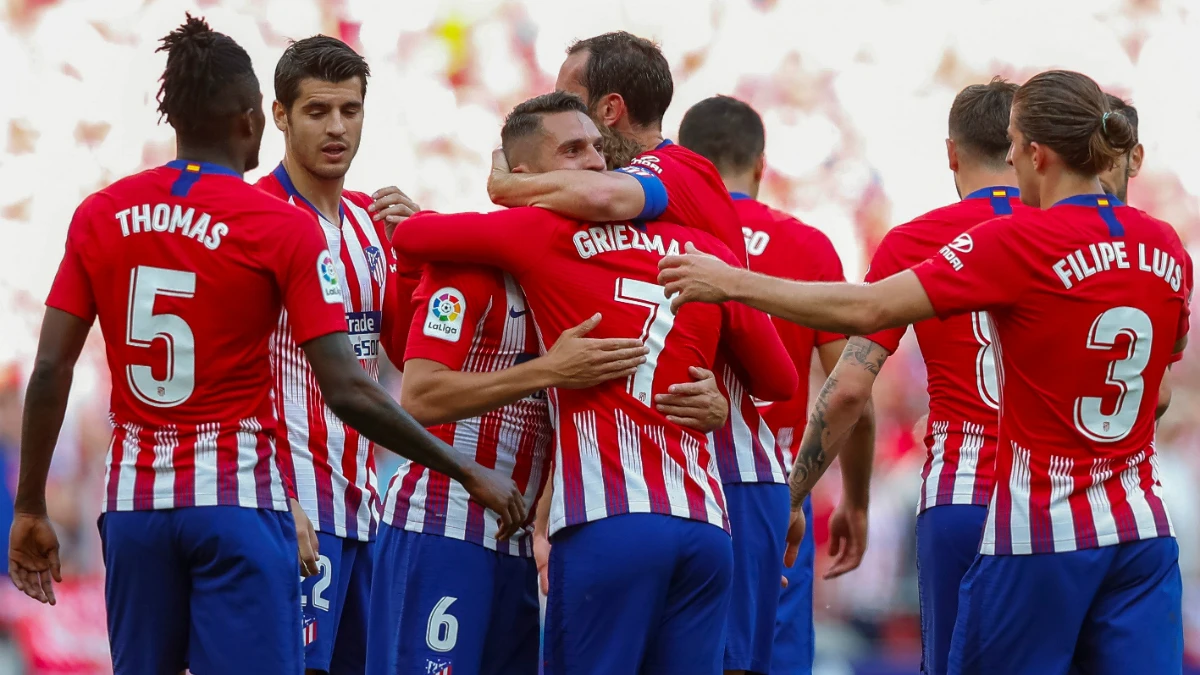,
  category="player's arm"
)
[662,242,934,335]
[487,149,665,222]
[10,308,90,604]
[391,208,554,275]
[403,312,647,426]
[301,334,524,537]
